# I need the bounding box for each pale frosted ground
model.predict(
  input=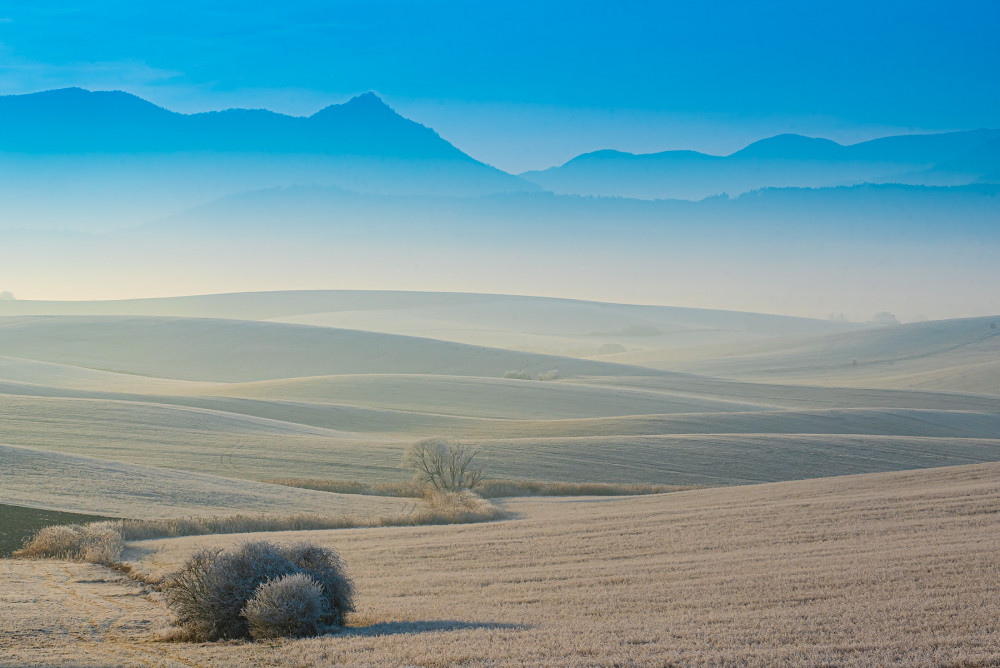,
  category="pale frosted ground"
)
[2,304,1000,515]
[3,291,992,395]
[4,390,1000,501]
[613,315,1000,394]
[0,315,660,383]
[4,463,999,666]
[0,290,856,358]
[0,443,409,518]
